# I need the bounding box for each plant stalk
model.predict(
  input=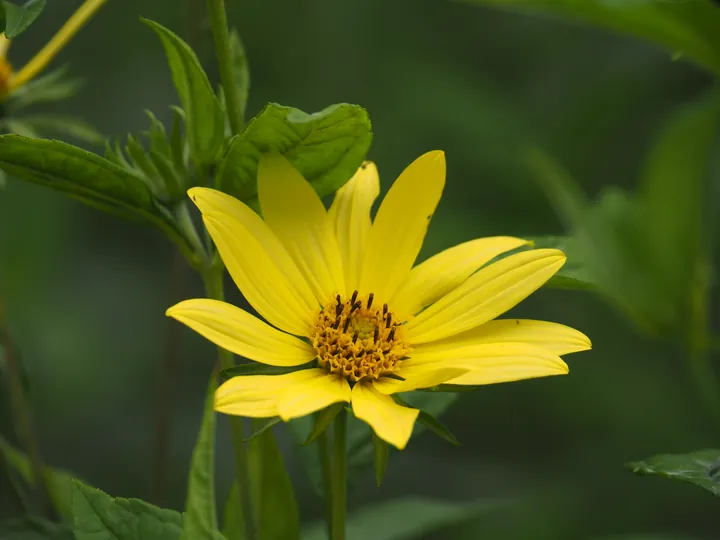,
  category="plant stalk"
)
[331,410,347,540]
[205,0,244,134]
[318,428,334,540]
